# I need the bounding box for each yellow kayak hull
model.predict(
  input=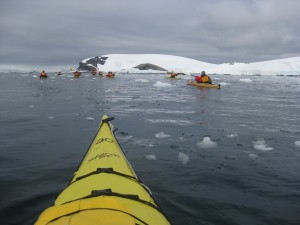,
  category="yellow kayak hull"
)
[187,80,221,89]
[35,115,171,225]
